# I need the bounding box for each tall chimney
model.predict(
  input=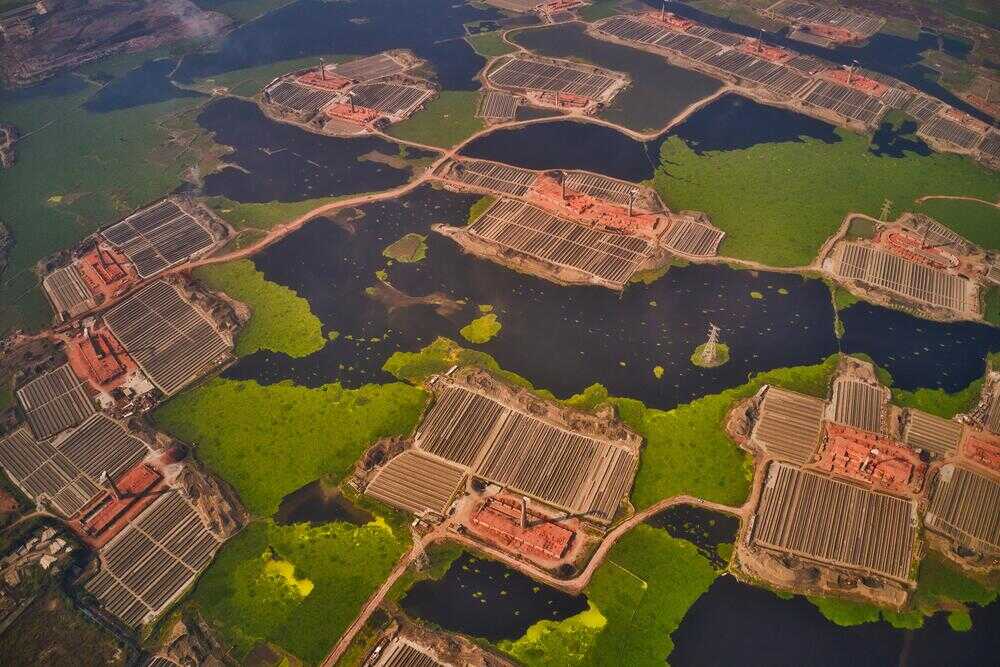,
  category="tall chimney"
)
[99,470,121,501]
[520,496,529,530]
